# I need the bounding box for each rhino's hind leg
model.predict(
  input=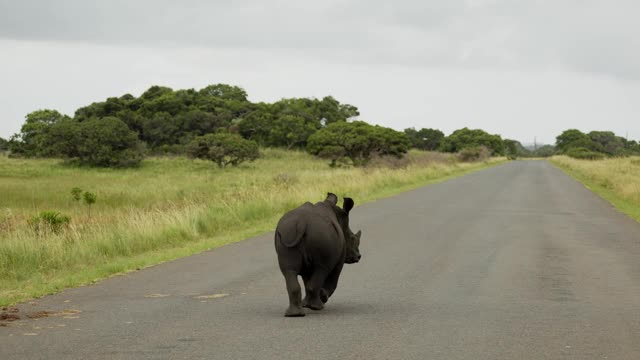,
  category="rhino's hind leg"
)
[302,284,326,305]
[283,271,305,317]
[321,262,344,304]
[319,289,329,304]
[303,269,328,310]
[301,274,312,308]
